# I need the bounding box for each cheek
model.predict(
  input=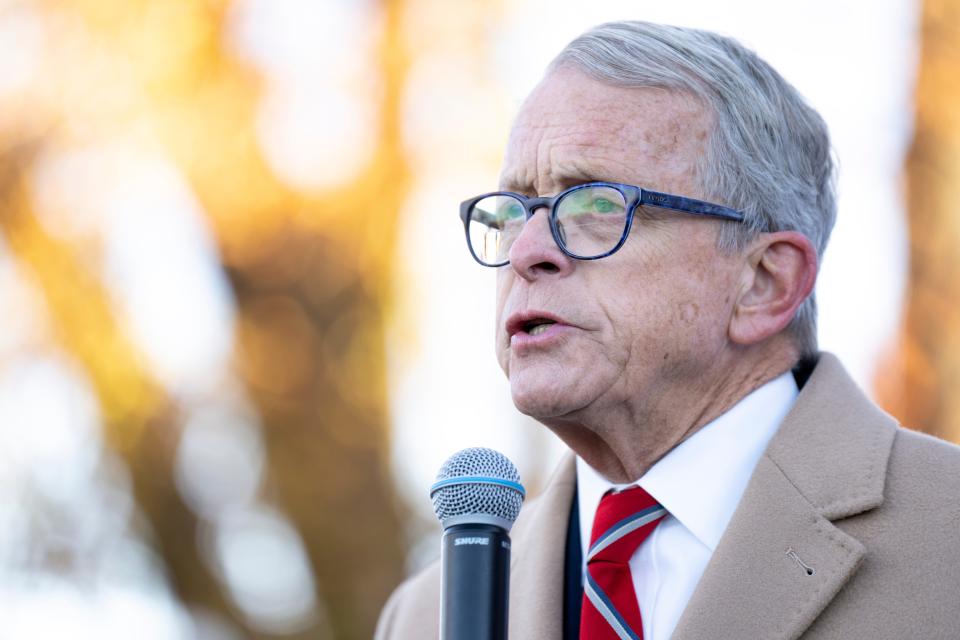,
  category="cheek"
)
[596,244,674,326]
[602,234,735,359]
[661,267,740,353]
